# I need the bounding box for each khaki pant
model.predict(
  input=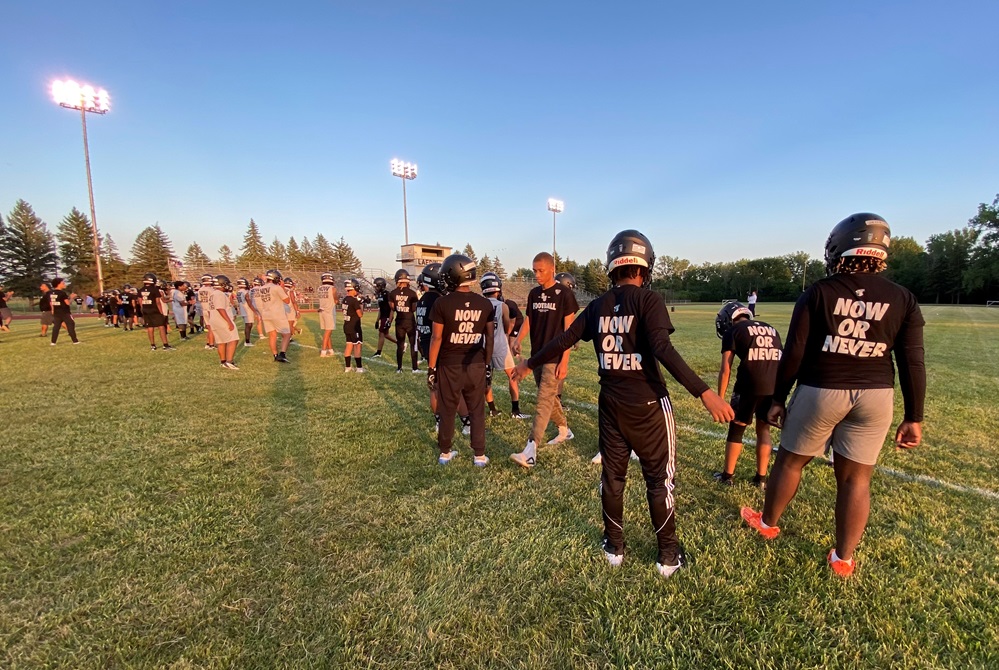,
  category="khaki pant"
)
[530,363,567,444]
